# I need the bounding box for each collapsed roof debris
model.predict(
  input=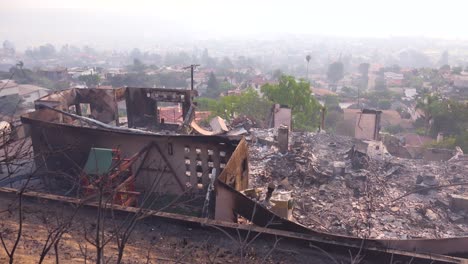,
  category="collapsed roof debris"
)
[249,129,468,240]
[191,115,249,136]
